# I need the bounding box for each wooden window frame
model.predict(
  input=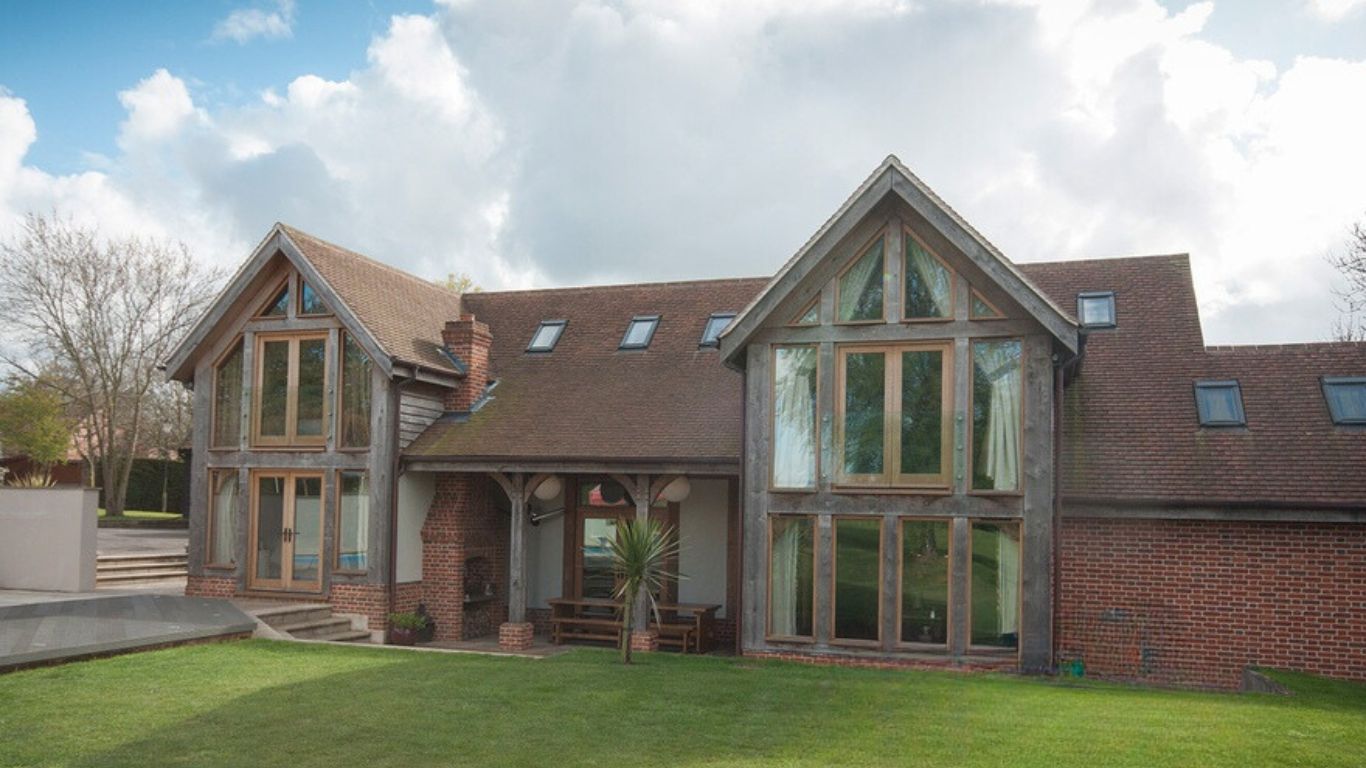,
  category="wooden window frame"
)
[210,337,244,451]
[966,519,1023,656]
[769,344,819,492]
[337,331,371,451]
[296,278,331,318]
[895,517,952,652]
[333,469,368,575]
[252,332,330,449]
[246,469,326,593]
[833,230,888,326]
[829,515,884,647]
[789,296,820,327]
[967,338,1026,497]
[968,287,1006,320]
[834,342,954,491]
[901,228,956,323]
[765,514,817,643]
[255,275,291,320]
[205,469,238,569]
